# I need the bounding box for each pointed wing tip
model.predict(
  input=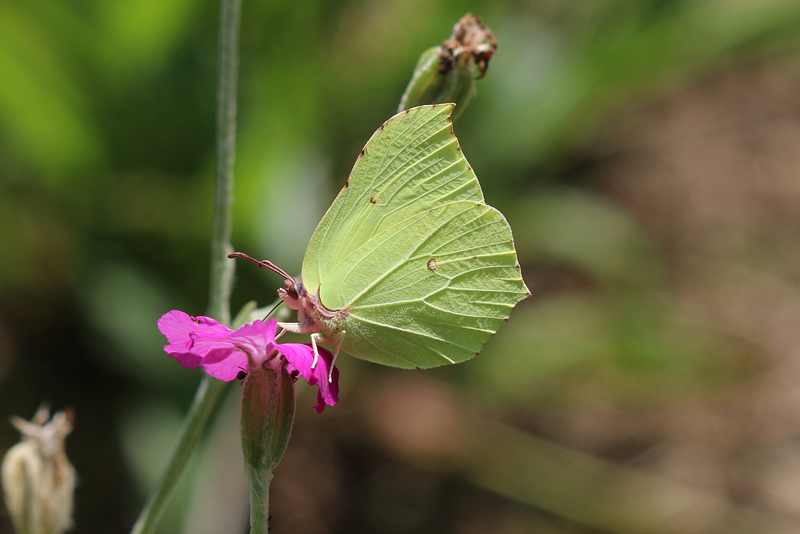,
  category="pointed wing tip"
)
[396,102,456,122]
[379,103,456,139]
